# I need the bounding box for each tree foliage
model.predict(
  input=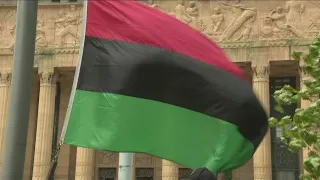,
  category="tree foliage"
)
[269,35,320,180]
